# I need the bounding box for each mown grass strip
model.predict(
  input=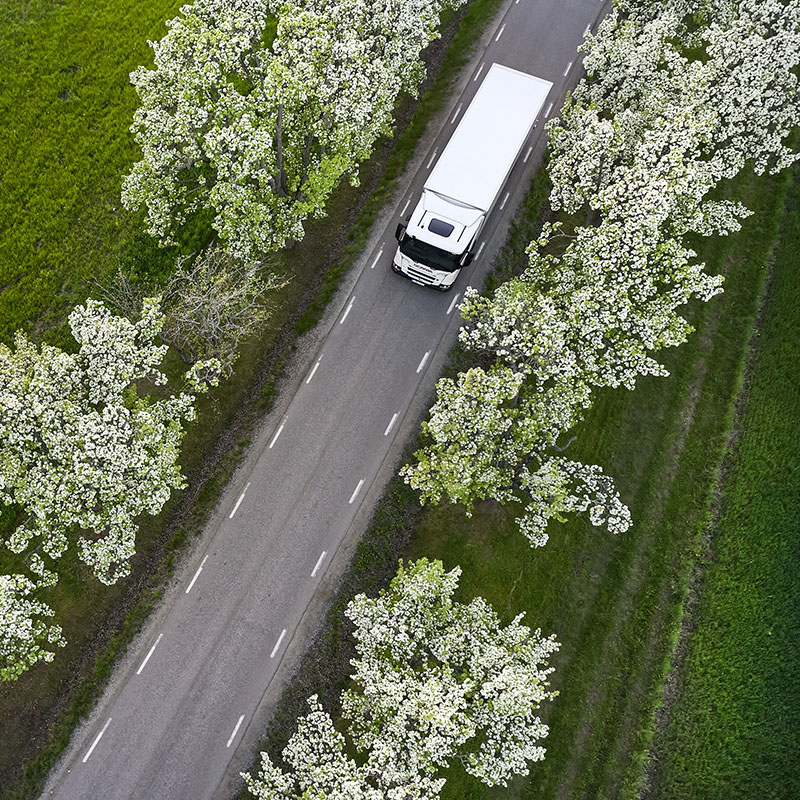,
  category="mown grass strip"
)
[646,165,800,800]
